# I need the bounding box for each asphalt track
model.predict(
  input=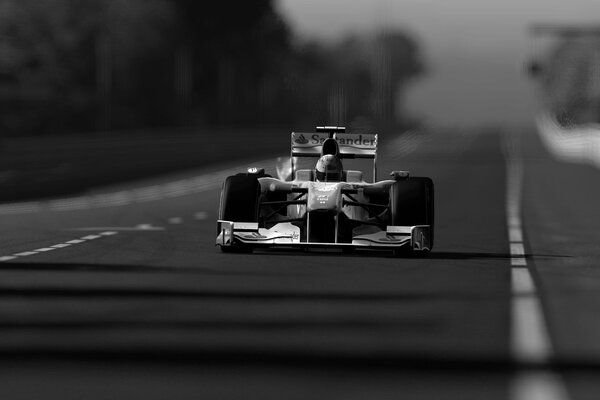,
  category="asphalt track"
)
[0,126,599,399]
